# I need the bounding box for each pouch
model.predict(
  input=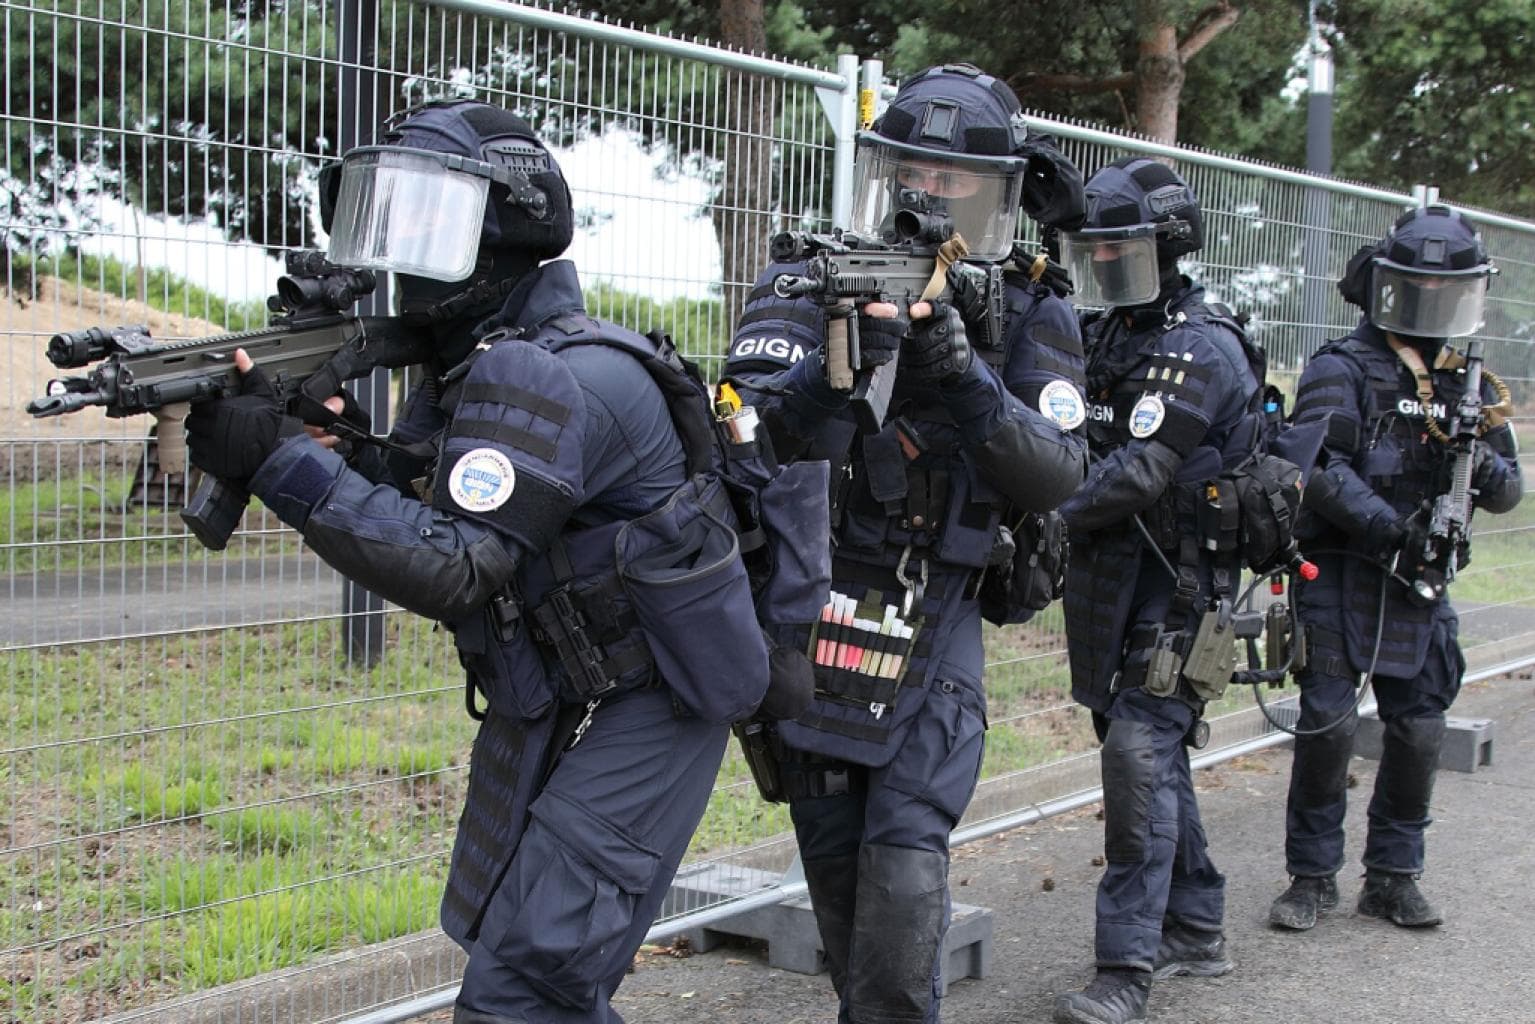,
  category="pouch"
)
[618,475,770,724]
